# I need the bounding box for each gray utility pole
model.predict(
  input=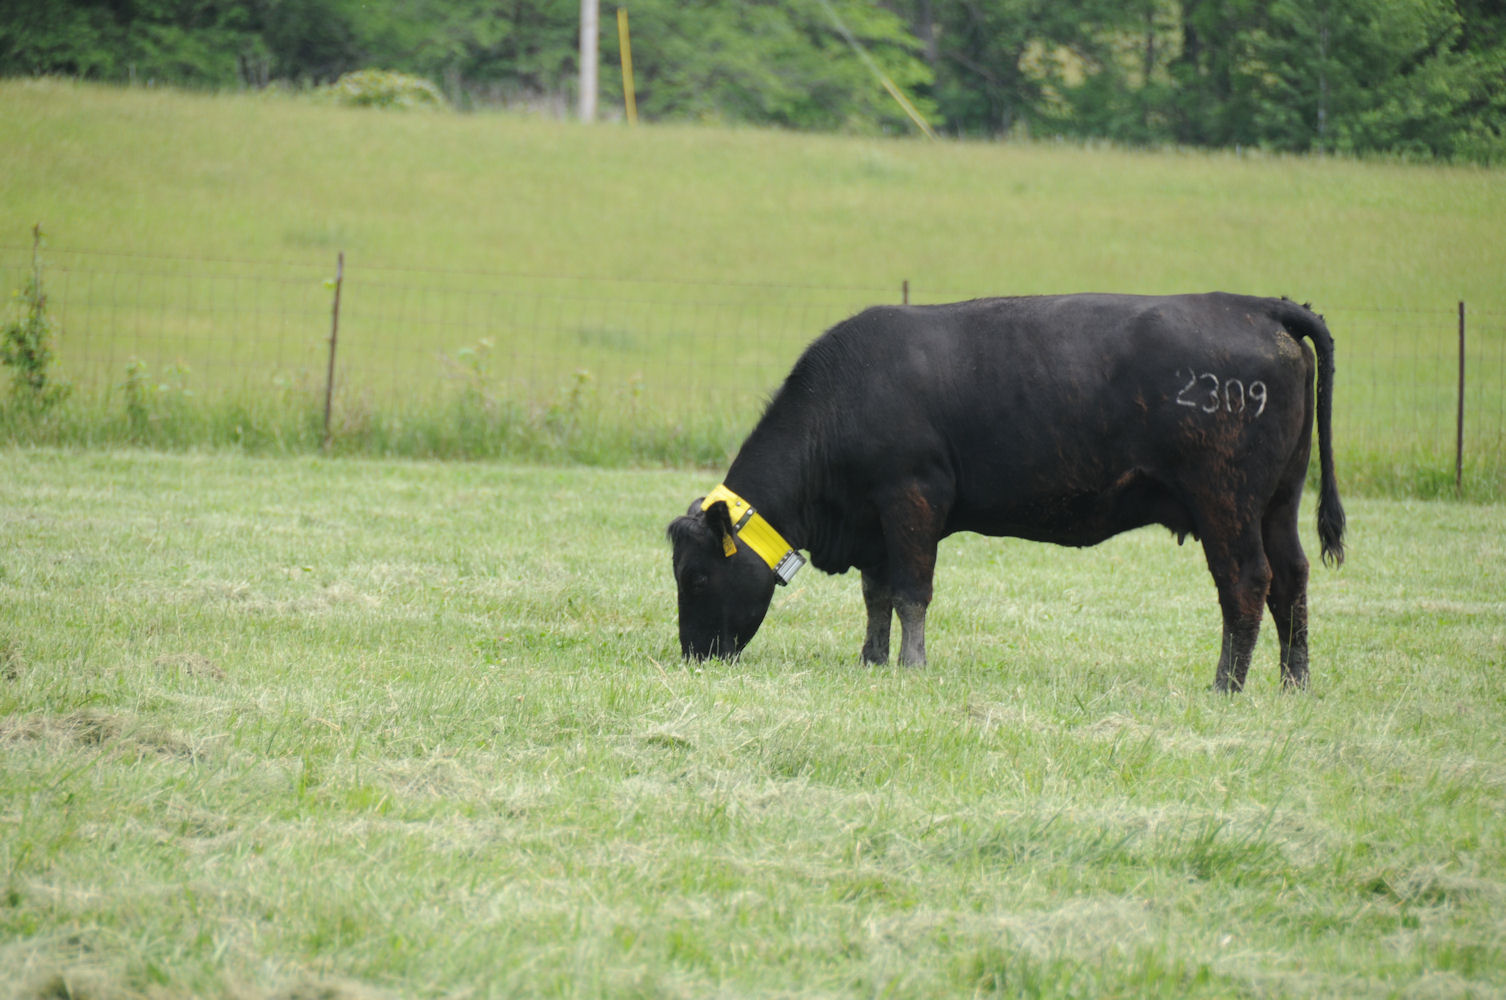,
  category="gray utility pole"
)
[579,0,598,121]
